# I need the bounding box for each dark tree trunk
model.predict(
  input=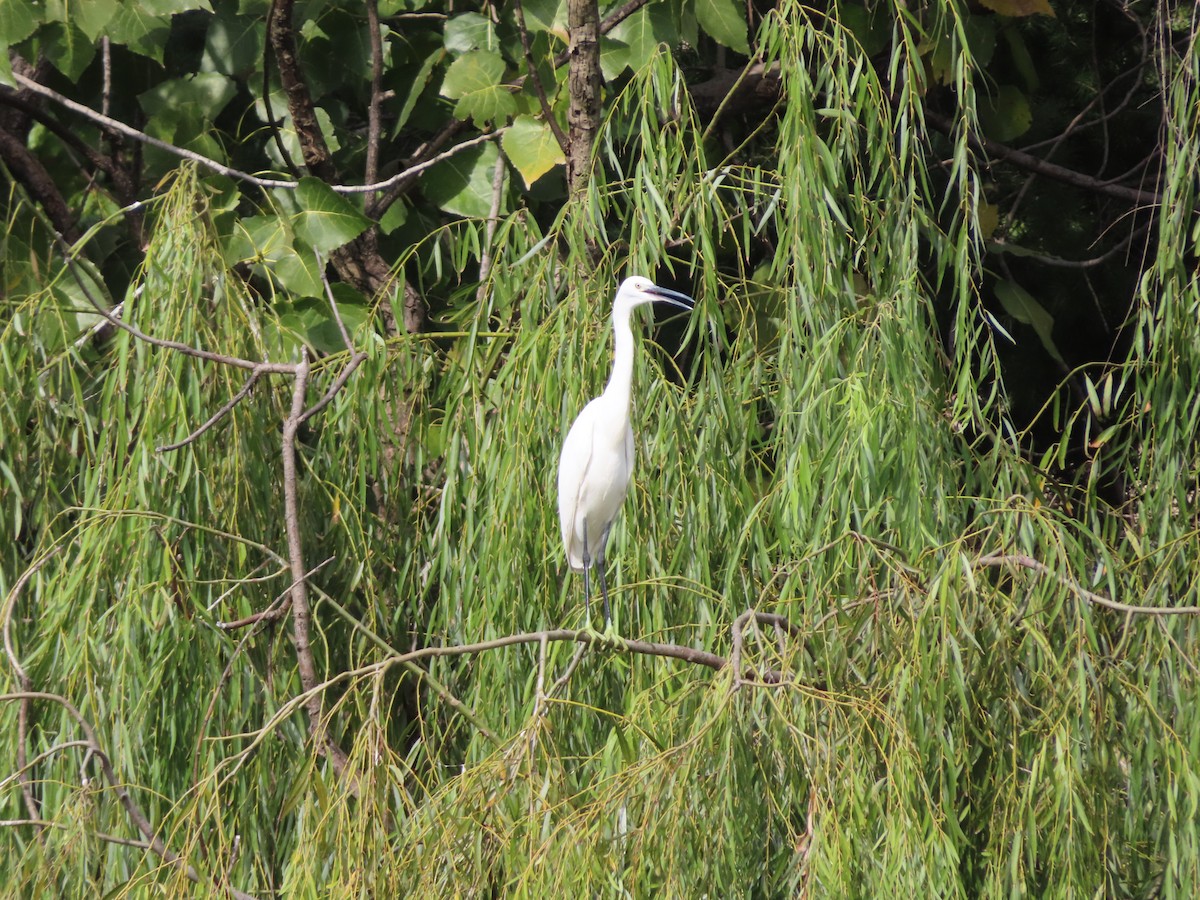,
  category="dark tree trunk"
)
[566,0,601,198]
